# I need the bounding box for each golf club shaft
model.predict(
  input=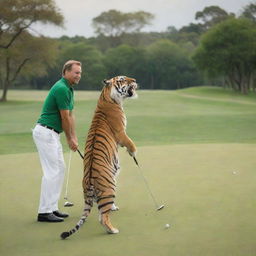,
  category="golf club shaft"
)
[77,149,84,159]
[64,150,72,199]
[133,156,139,166]
[135,161,160,209]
